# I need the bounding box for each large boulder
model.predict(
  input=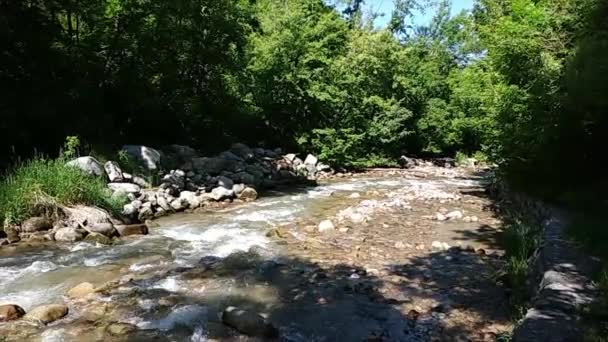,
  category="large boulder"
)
[211,187,235,201]
[21,217,52,233]
[24,304,69,324]
[108,183,141,194]
[217,176,234,189]
[121,145,162,171]
[168,144,197,161]
[0,304,25,322]
[104,161,124,182]
[179,191,200,209]
[192,157,241,176]
[222,306,278,338]
[66,157,104,176]
[84,232,113,245]
[54,227,84,242]
[62,206,114,227]
[237,187,258,202]
[137,203,154,221]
